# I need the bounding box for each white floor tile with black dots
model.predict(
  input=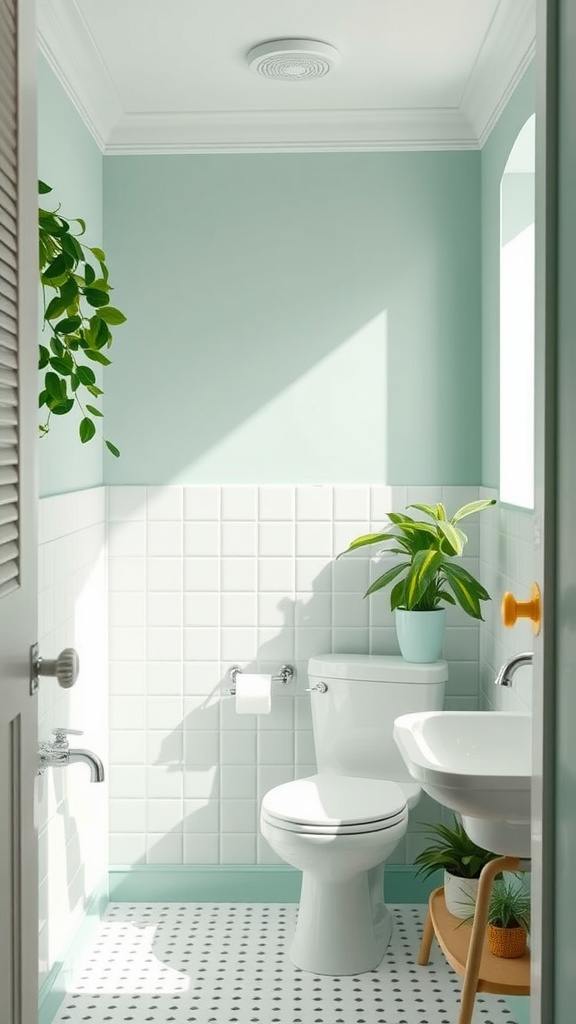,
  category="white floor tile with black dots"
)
[52,903,522,1024]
